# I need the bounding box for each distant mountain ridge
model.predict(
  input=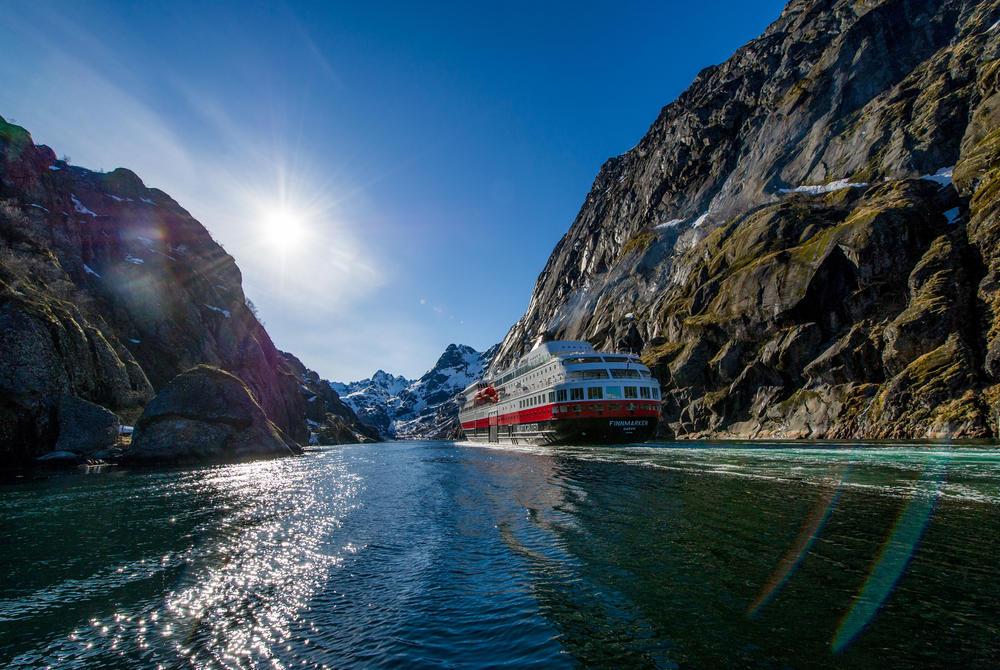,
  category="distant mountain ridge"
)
[331,343,498,438]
